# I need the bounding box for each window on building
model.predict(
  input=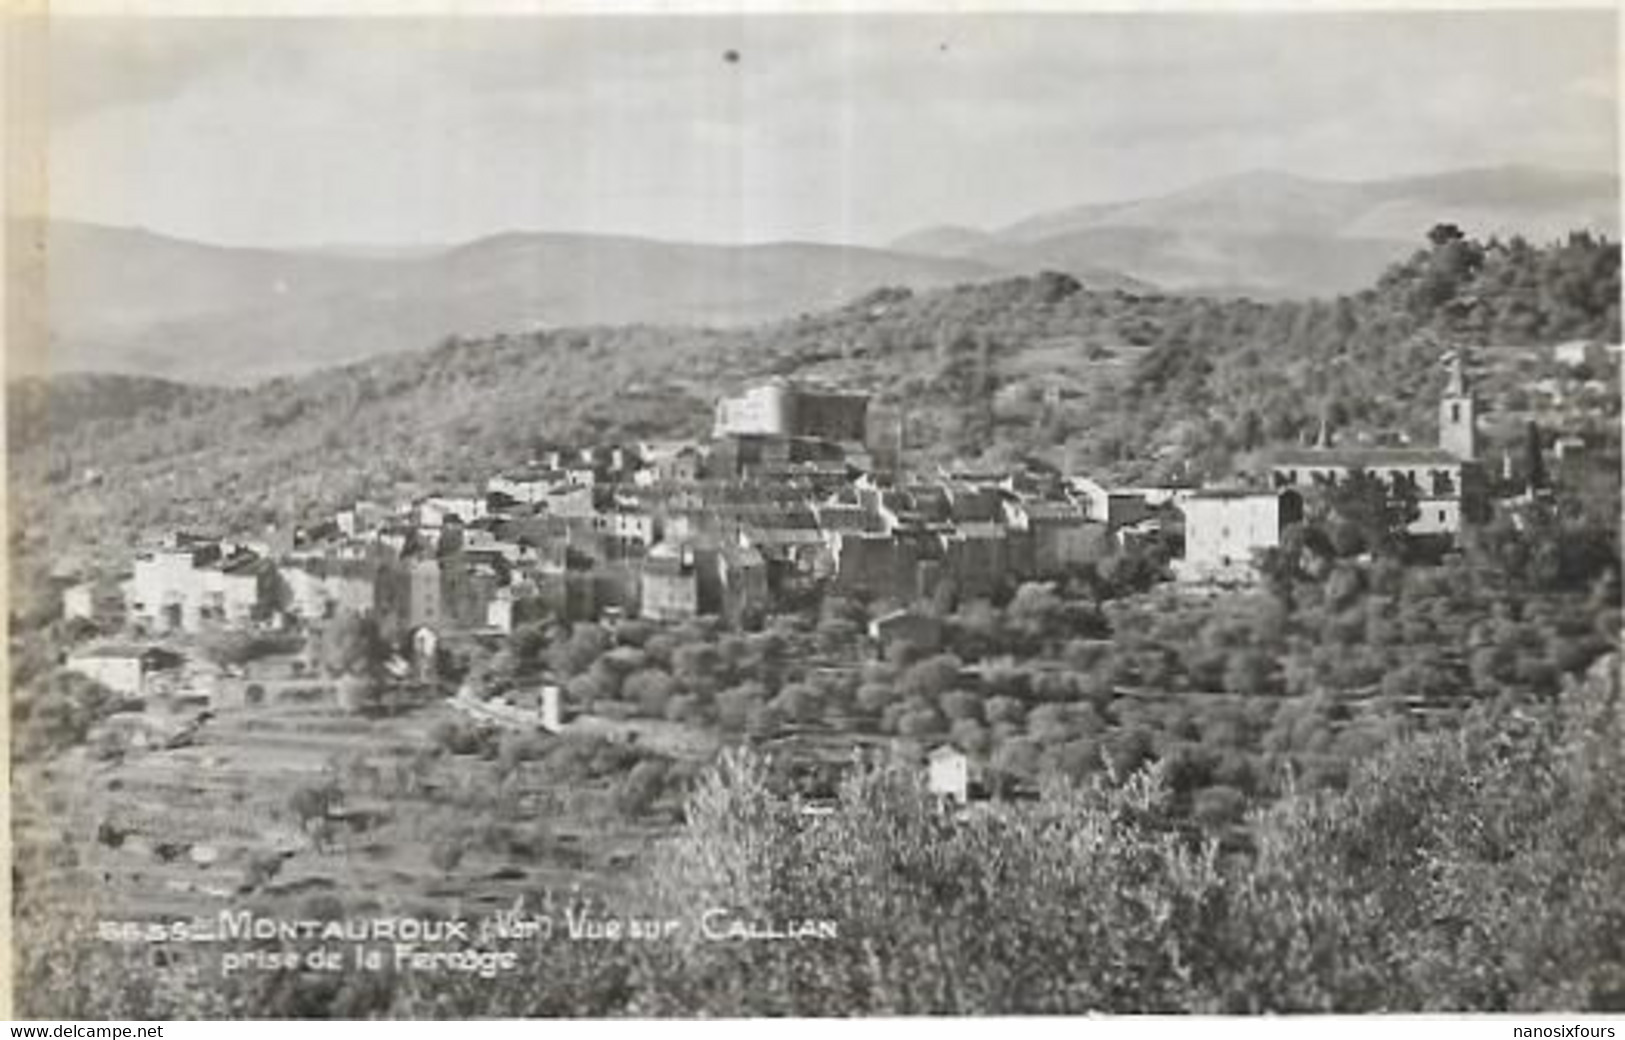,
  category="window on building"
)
[1438,509,1447,524]
[1451,403,1461,423]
